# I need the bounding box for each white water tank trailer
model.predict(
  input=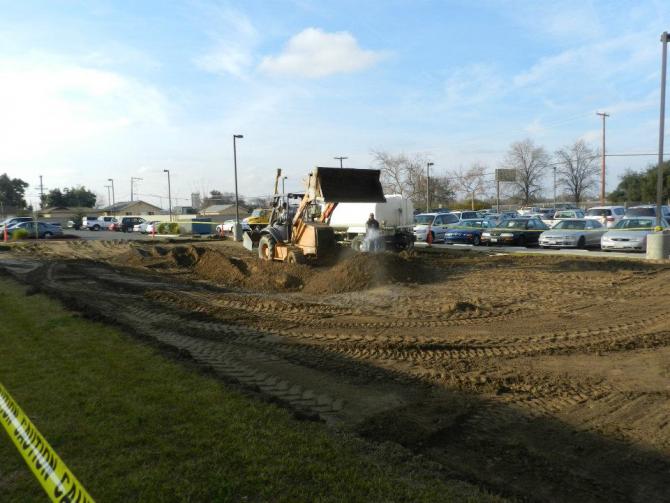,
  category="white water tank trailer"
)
[329,194,414,235]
